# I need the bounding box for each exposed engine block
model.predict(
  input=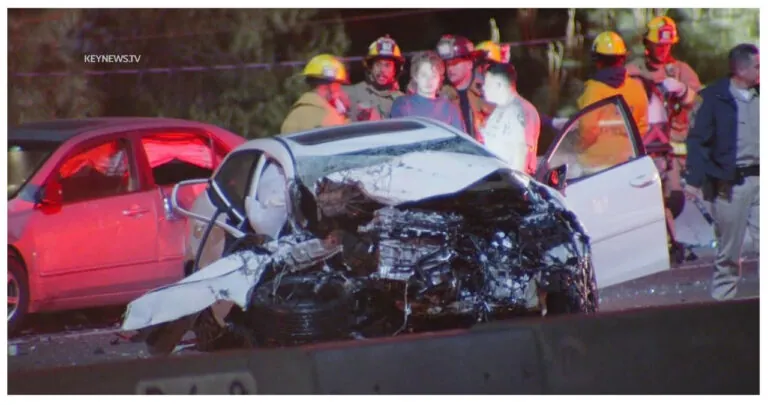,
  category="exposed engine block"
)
[358,207,463,282]
[475,231,528,301]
